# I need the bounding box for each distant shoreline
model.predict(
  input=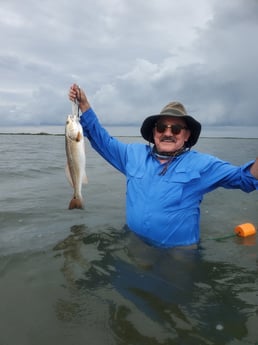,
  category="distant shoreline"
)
[0,125,258,138]
[0,132,258,140]
[0,132,63,136]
